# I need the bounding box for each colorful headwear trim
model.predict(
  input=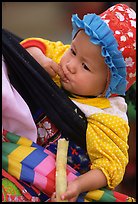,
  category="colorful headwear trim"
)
[71,4,136,98]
